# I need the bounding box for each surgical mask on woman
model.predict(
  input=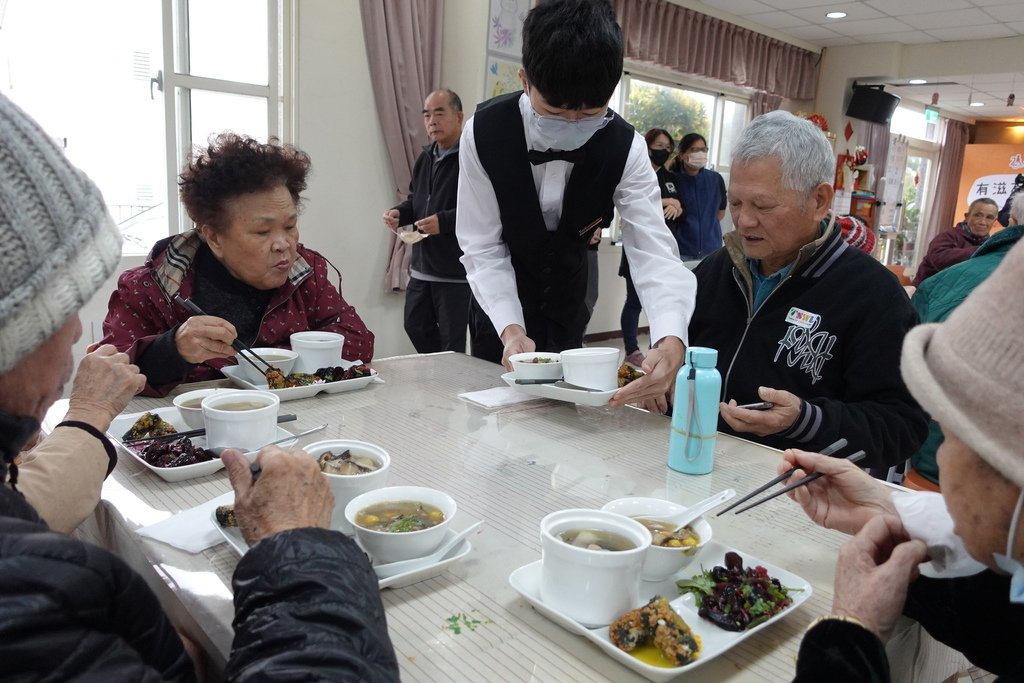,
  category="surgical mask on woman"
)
[527,108,612,152]
[649,148,671,167]
[994,488,1024,604]
[684,150,709,169]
